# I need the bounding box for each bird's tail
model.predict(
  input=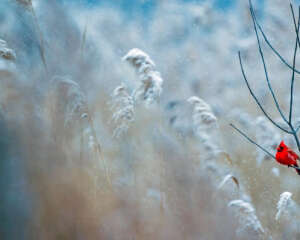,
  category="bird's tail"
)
[293,163,300,175]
